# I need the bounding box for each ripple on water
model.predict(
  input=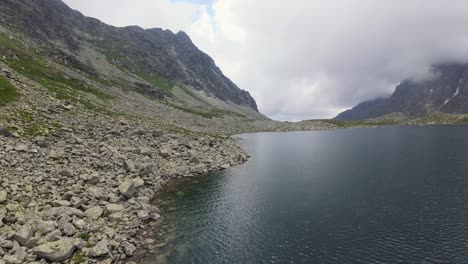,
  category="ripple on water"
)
[143,127,468,264]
